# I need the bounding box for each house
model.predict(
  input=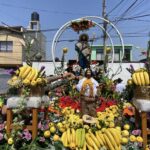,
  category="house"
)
[0,12,46,68]
[0,26,24,67]
[91,45,133,62]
